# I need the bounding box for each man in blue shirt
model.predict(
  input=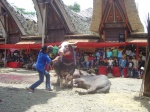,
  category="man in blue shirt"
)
[119,56,126,77]
[27,46,53,93]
